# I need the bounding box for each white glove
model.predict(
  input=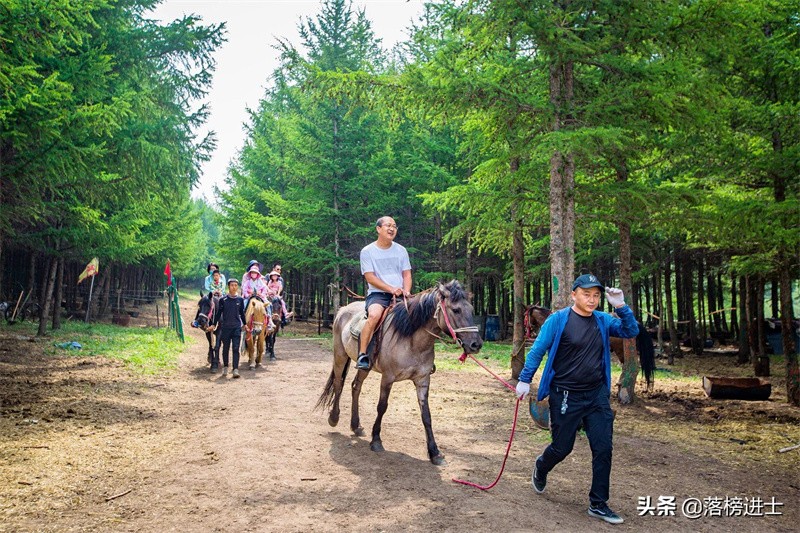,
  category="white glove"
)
[516,381,530,399]
[605,287,625,308]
